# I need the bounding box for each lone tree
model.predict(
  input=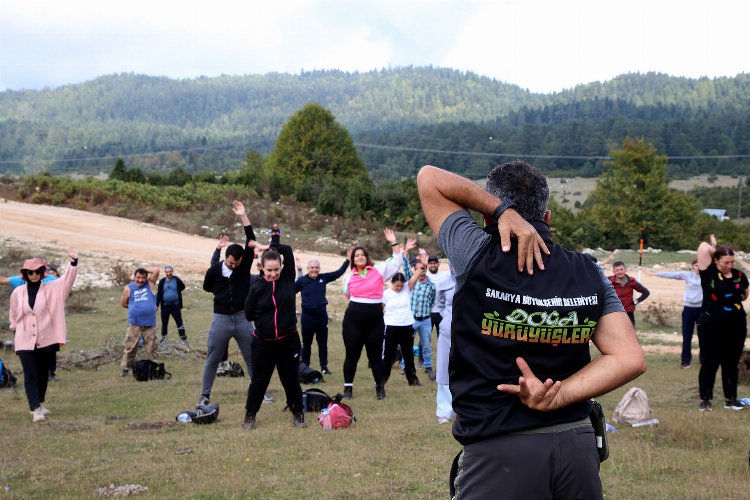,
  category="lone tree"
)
[265,103,372,216]
[582,138,699,250]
